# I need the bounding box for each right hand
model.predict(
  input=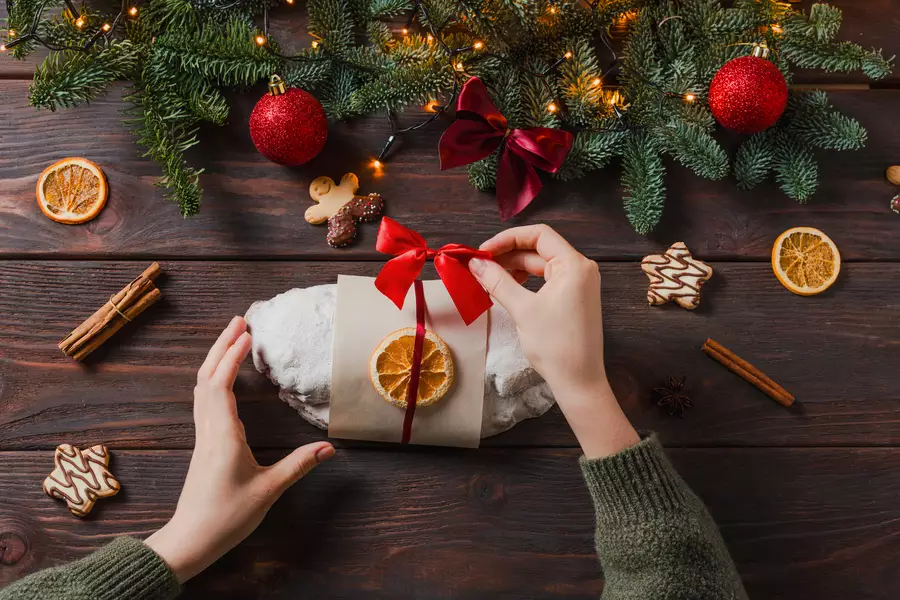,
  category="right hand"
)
[468,225,639,458]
